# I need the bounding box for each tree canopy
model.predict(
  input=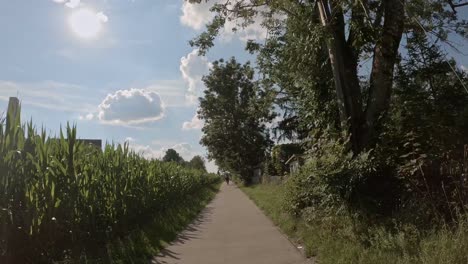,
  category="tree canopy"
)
[188,155,207,172]
[188,0,467,153]
[162,149,184,164]
[198,58,274,182]
[190,0,468,225]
